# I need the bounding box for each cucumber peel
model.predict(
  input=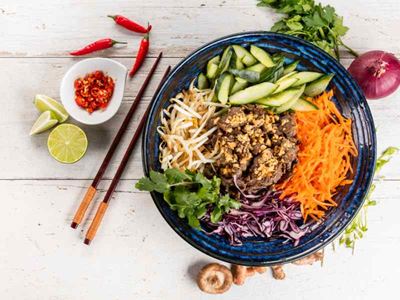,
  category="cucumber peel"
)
[304,74,334,97]
[250,45,275,67]
[229,82,277,105]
